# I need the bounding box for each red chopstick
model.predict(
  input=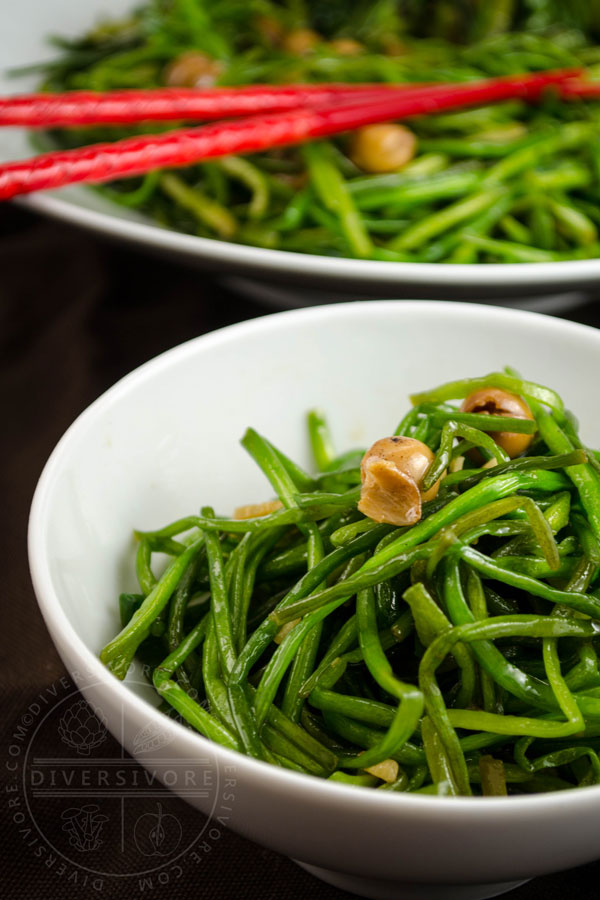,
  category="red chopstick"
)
[0,84,420,128]
[558,79,600,99]
[0,69,580,201]
[1,69,590,129]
